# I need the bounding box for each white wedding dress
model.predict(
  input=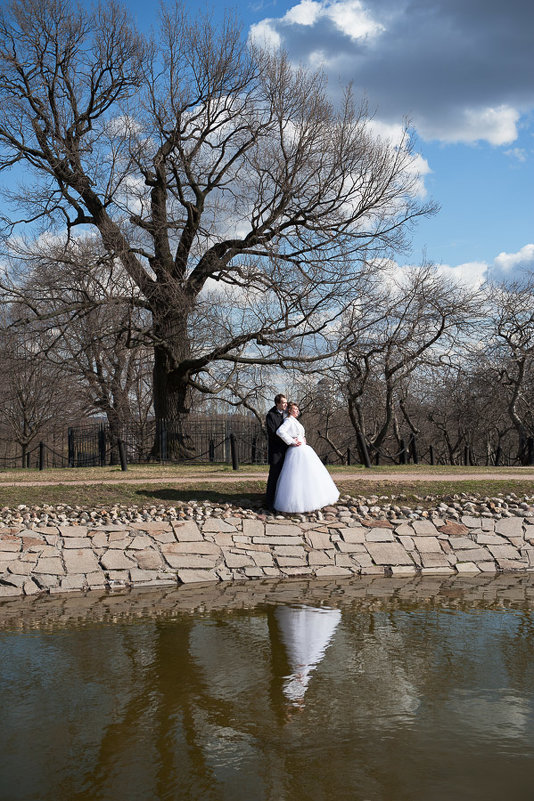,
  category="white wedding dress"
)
[273,416,339,513]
